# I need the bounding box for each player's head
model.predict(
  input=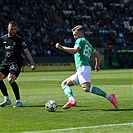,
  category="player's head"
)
[7,21,17,37]
[72,25,84,40]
